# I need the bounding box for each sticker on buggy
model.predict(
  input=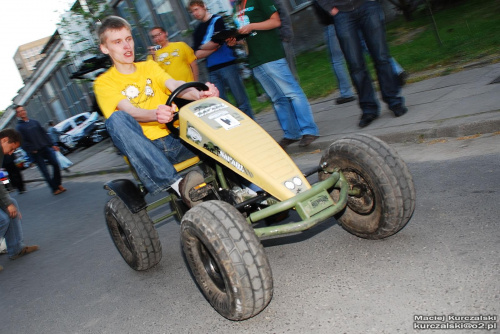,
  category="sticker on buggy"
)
[189,101,243,130]
[214,114,240,130]
[186,123,253,177]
